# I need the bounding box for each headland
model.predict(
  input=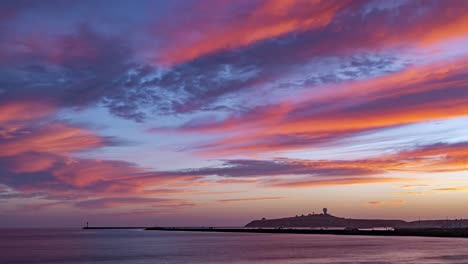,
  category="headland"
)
[144,209,468,238]
[244,212,468,229]
[85,209,468,238]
